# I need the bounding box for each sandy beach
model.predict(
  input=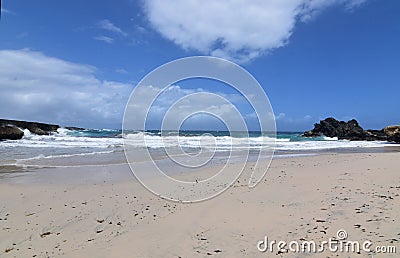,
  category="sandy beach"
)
[0,151,399,257]
[2,0,400,257]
